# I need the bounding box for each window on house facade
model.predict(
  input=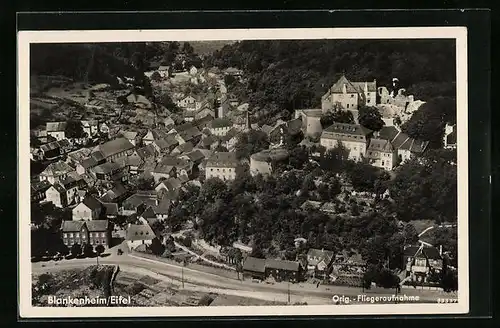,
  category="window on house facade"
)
[101,232,105,237]
[69,233,74,238]
[347,104,349,108]
[63,233,68,238]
